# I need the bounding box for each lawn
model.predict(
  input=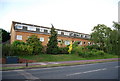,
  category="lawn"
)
[19,53,118,62]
